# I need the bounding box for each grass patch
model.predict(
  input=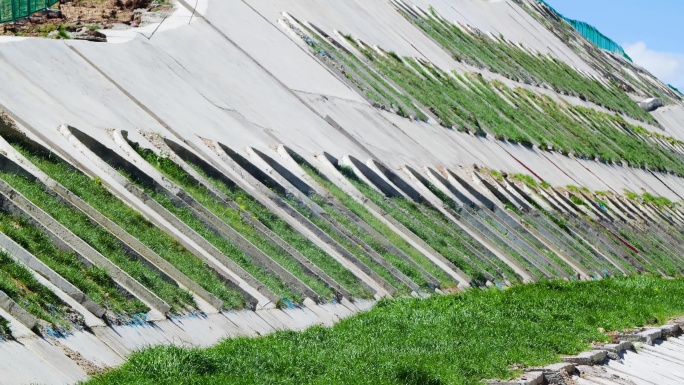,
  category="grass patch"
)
[184,162,373,300]
[0,211,146,316]
[0,316,9,339]
[309,192,431,290]
[403,7,654,123]
[294,157,456,288]
[0,249,74,332]
[7,141,246,310]
[618,229,681,277]
[280,193,411,294]
[116,167,301,305]
[133,145,335,300]
[0,171,189,314]
[337,166,510,285]
[297,26,684,177]
[88,275,684,385]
